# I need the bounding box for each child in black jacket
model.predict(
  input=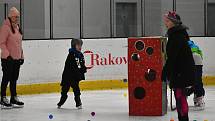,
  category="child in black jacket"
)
[162,11,195,121]
[57,39,87,109]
